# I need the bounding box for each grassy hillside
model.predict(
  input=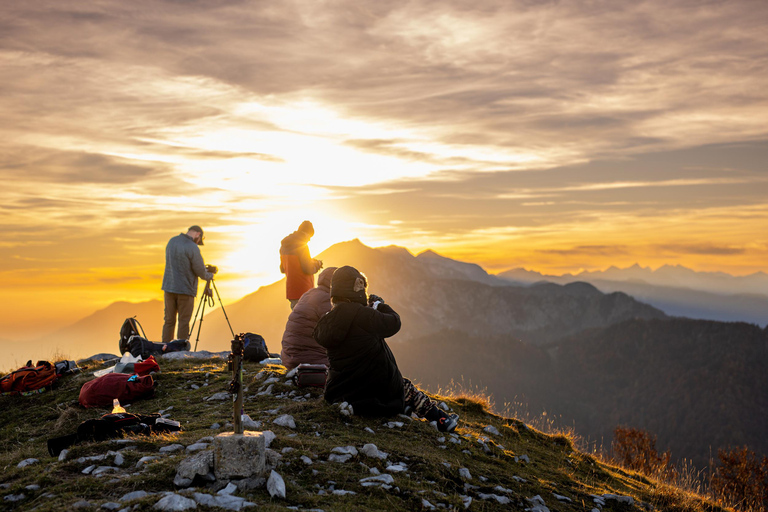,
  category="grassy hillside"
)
[0,356,728,512]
